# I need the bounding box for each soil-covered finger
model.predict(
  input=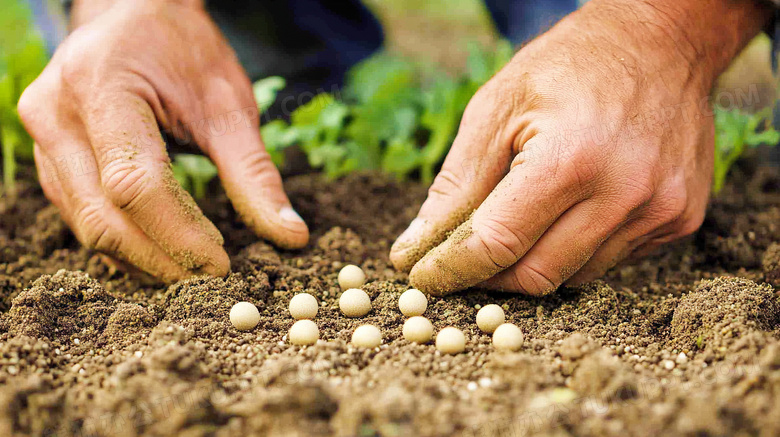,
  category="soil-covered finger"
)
[409,158,584,295]
[82,92,229,275]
